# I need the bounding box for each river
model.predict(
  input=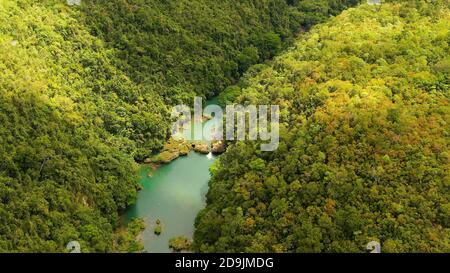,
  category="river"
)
[124,98,219,253]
